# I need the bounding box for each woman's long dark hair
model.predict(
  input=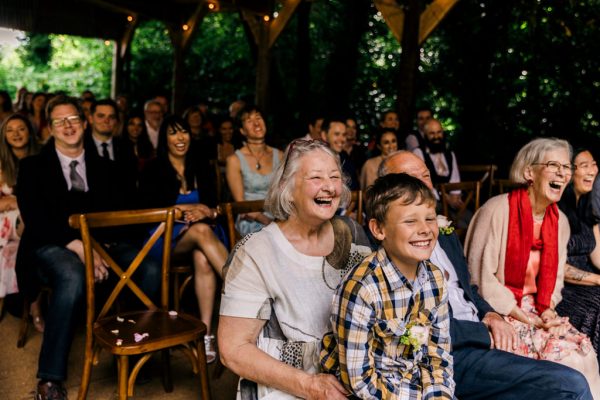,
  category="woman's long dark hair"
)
[0,113,40,187]
[157,115,197,191]
[558,147,596,234]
